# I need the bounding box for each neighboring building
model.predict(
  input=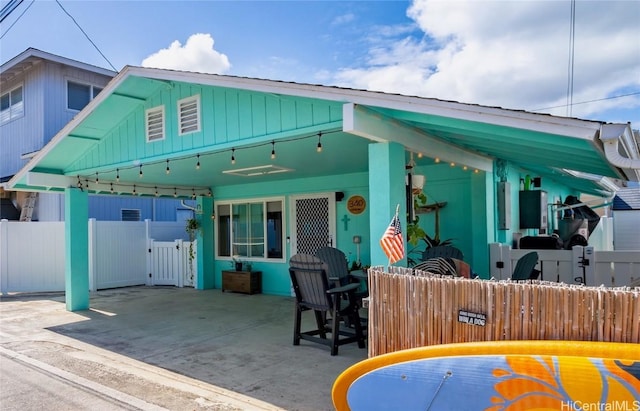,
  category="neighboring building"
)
[612,187,640,250]
[1,48,188,222]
